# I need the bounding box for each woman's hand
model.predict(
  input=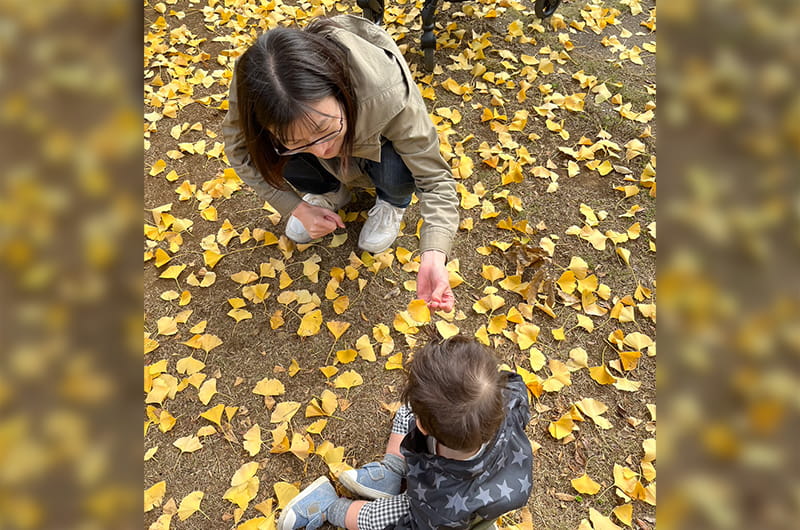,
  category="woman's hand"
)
[417,250,454,312]
[291,201,345,239]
